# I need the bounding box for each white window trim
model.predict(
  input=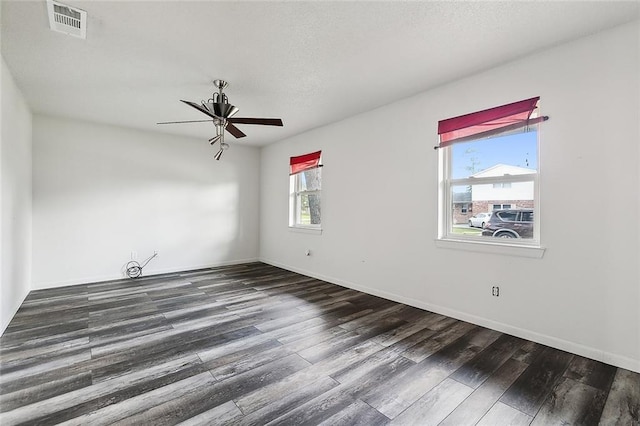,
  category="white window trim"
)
[434,238,545,258]
[288,226,322,235]
[437,135,543,256]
